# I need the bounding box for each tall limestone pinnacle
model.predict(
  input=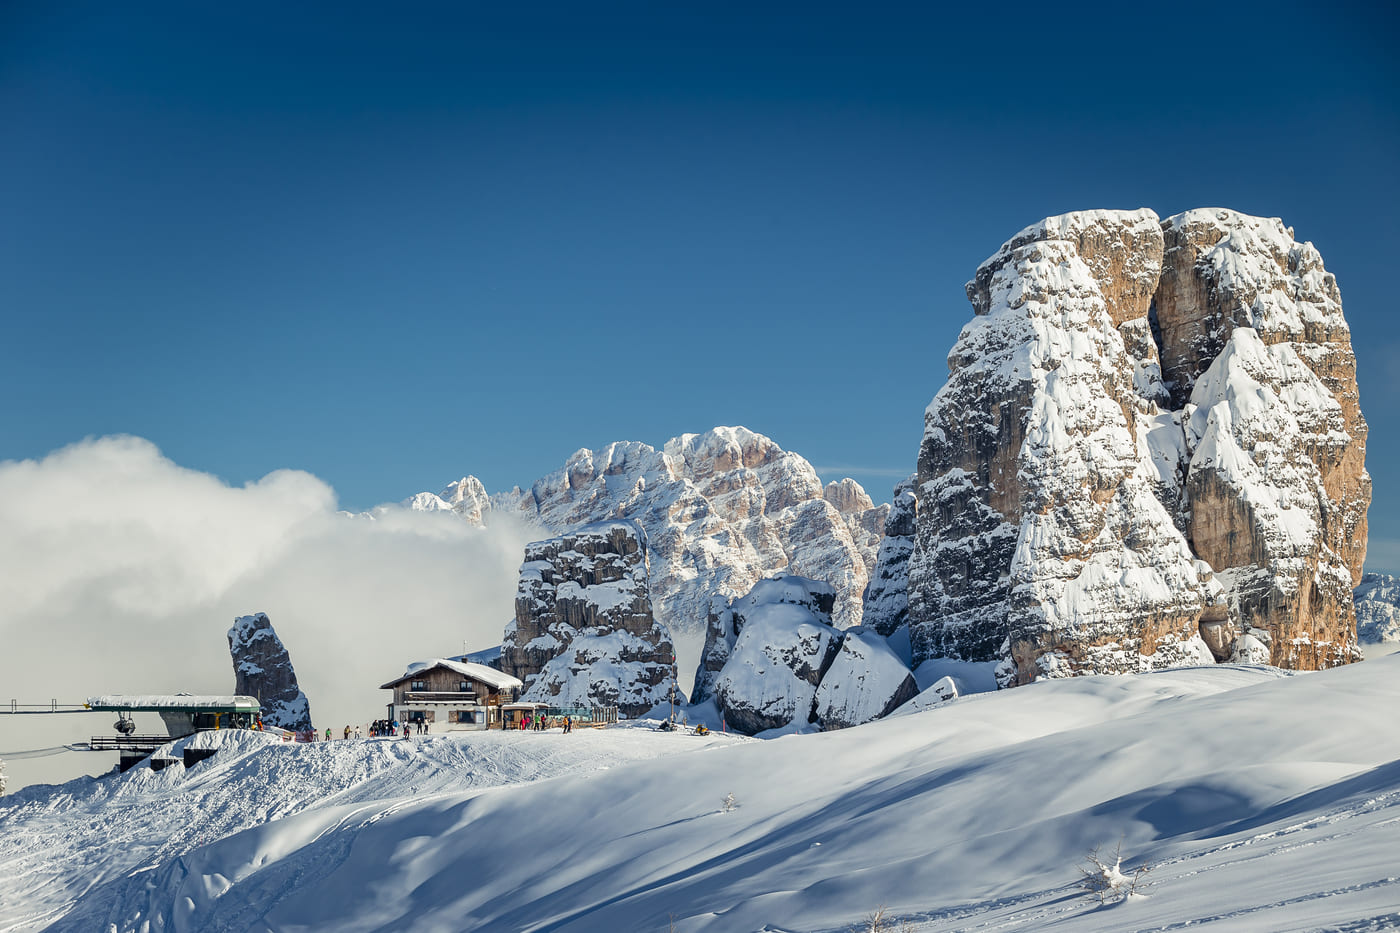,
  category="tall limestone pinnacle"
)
[904,208,1369,684]
[227,612,313,732]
